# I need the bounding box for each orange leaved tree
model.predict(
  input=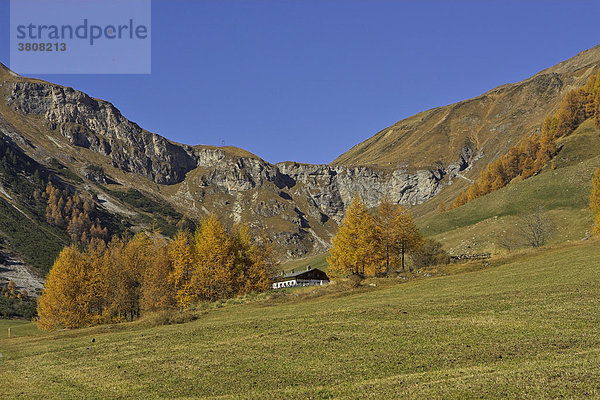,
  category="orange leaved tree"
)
[327,195,382,277]
[36,245,96,330]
